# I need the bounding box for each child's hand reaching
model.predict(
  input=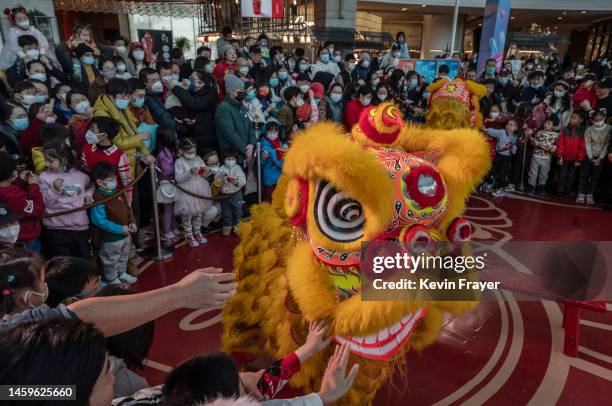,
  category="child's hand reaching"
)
[294,320,332,363]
